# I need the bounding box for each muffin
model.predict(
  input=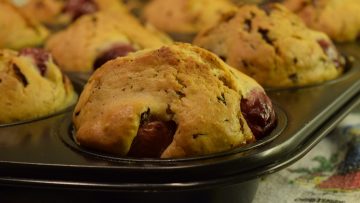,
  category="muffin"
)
[13,0,128,27]
[46,11,172,72]
[12,0,64,26]
[194,4,345,88]
[0,48,77,124]
[0,1,49,50]
[283,0,360,42]
[143,0,237,35]
[73,43,276,158]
